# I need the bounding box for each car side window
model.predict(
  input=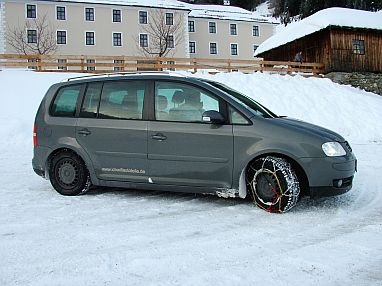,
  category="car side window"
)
[51,85,82,117]
[98,80,145,120]
[155,81,220,122]
[229,106,250,125]
[80,82,103,118]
